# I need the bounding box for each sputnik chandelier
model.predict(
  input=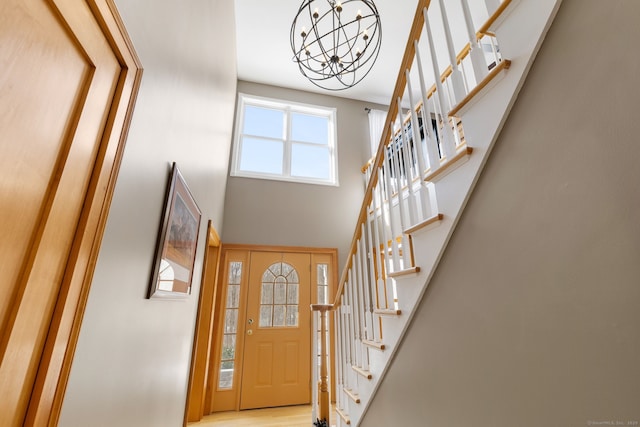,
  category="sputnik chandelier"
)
[290,0,382,90]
